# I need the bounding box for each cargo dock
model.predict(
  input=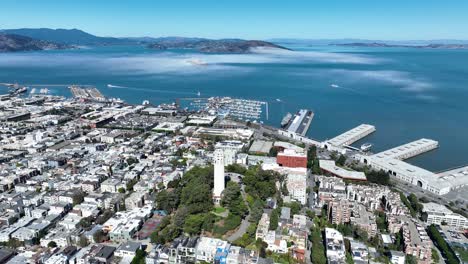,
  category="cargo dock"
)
[325,124,376,148]
[371,138,438,160]
[285,109,314,136]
